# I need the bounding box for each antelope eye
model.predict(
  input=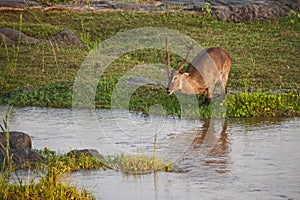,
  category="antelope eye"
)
[172,77,177,81]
